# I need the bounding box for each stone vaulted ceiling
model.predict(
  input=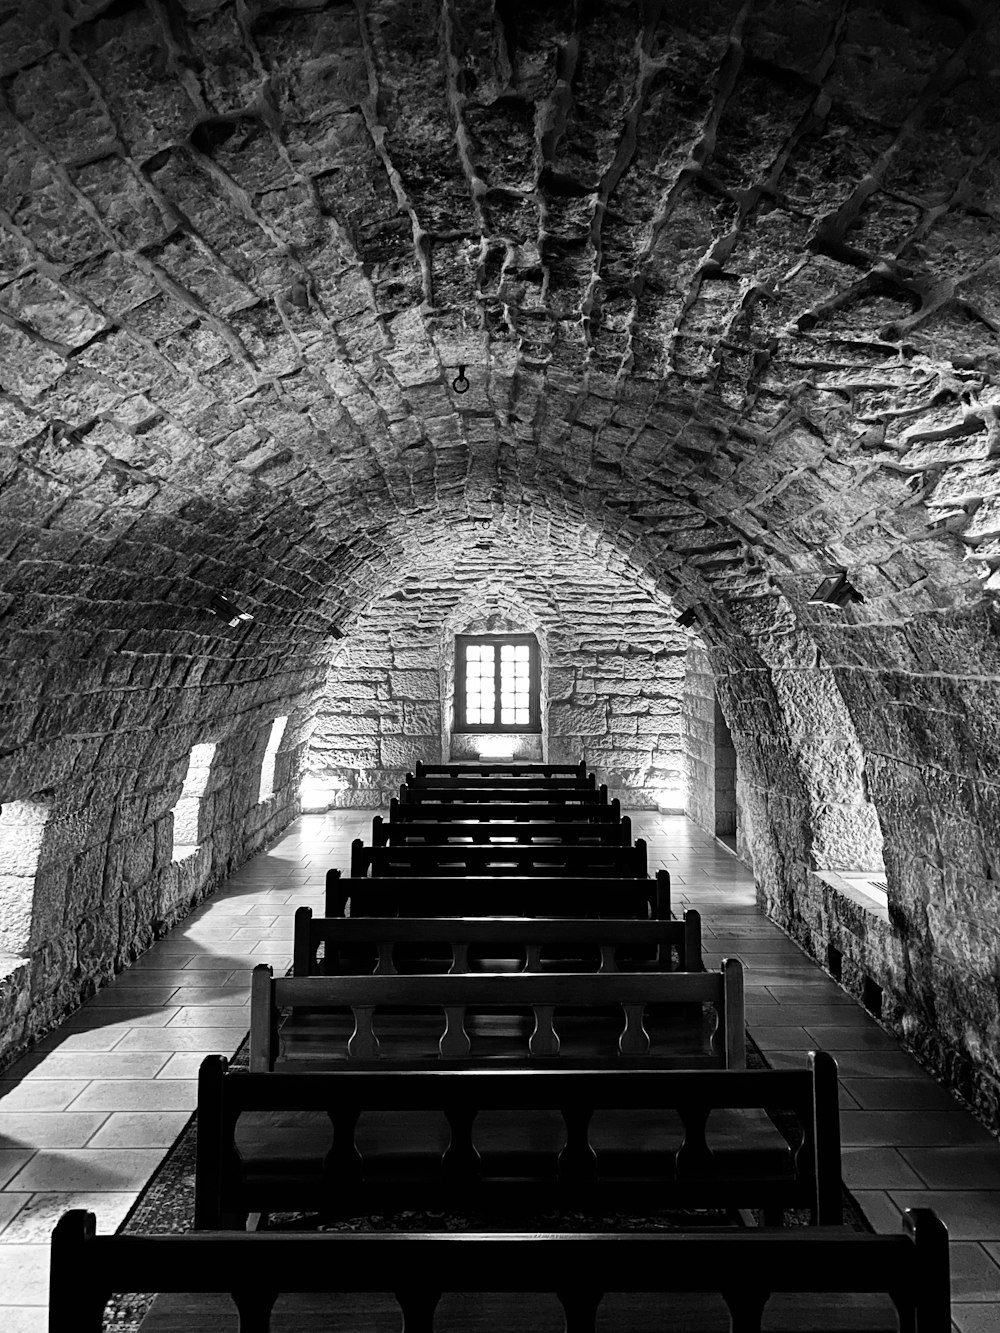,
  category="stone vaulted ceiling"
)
[2,0,1000,644]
